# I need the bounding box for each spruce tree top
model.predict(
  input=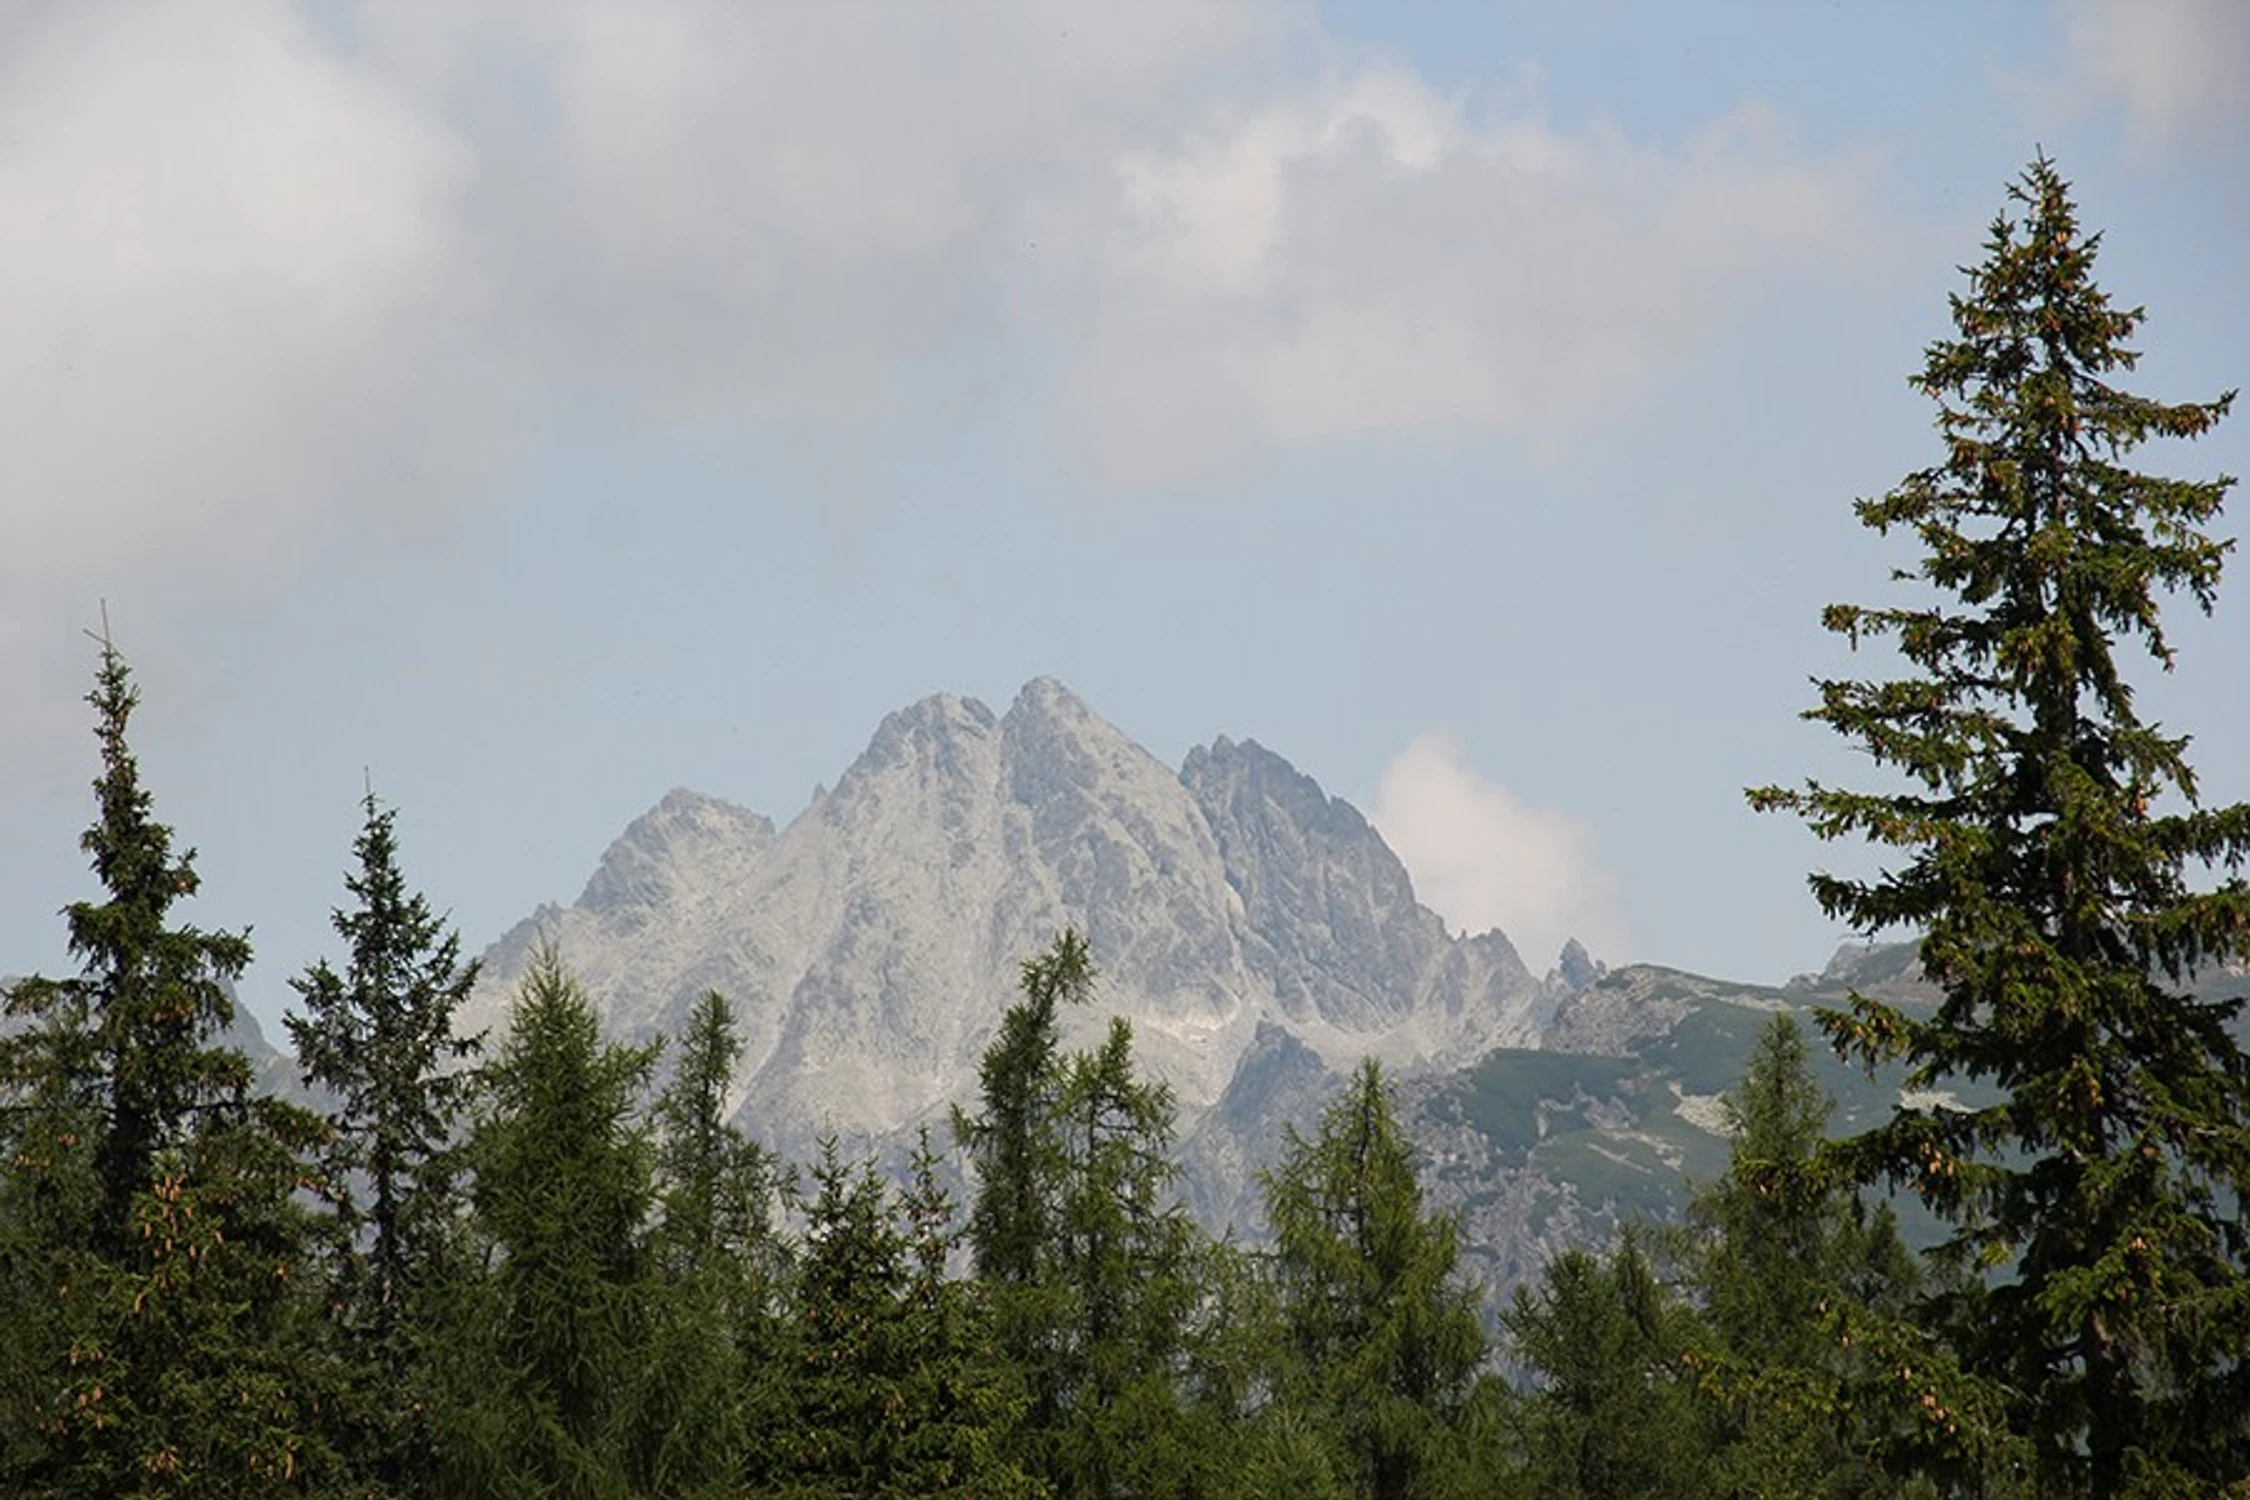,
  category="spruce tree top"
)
[72,632,252,1046]
[1751,154,2249,1492]
[56,634,259,1228]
